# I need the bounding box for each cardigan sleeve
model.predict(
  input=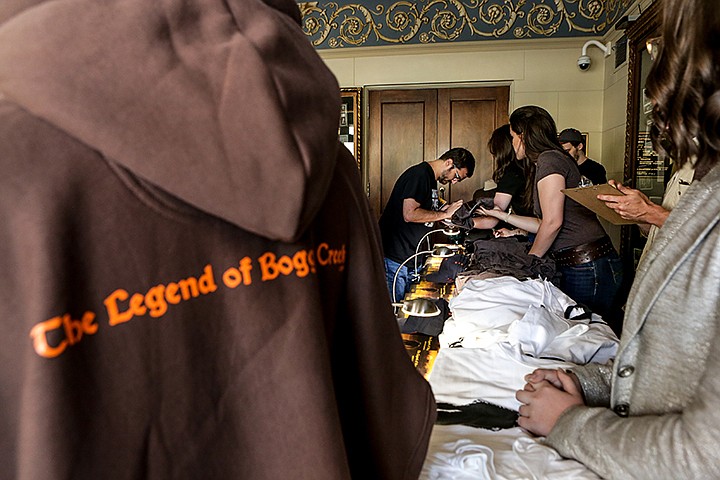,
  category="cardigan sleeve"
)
[544,199,720,479]
[546,340,720,479]
[571,360,613,407]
